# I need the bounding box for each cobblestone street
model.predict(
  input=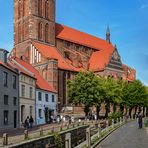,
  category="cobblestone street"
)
[97,120,148,148]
